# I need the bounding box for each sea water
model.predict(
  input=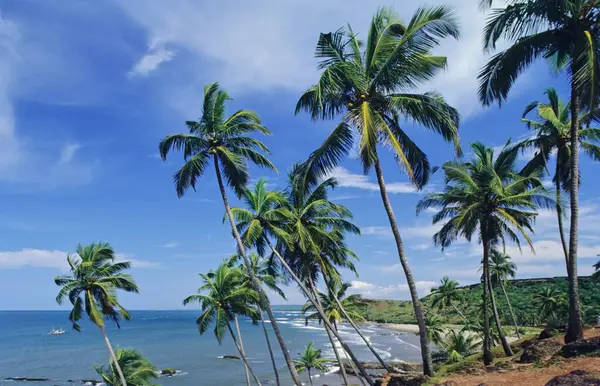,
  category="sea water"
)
[0,308,423,385]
